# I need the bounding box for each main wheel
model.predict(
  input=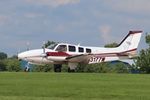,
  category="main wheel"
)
[54,64,62,72]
